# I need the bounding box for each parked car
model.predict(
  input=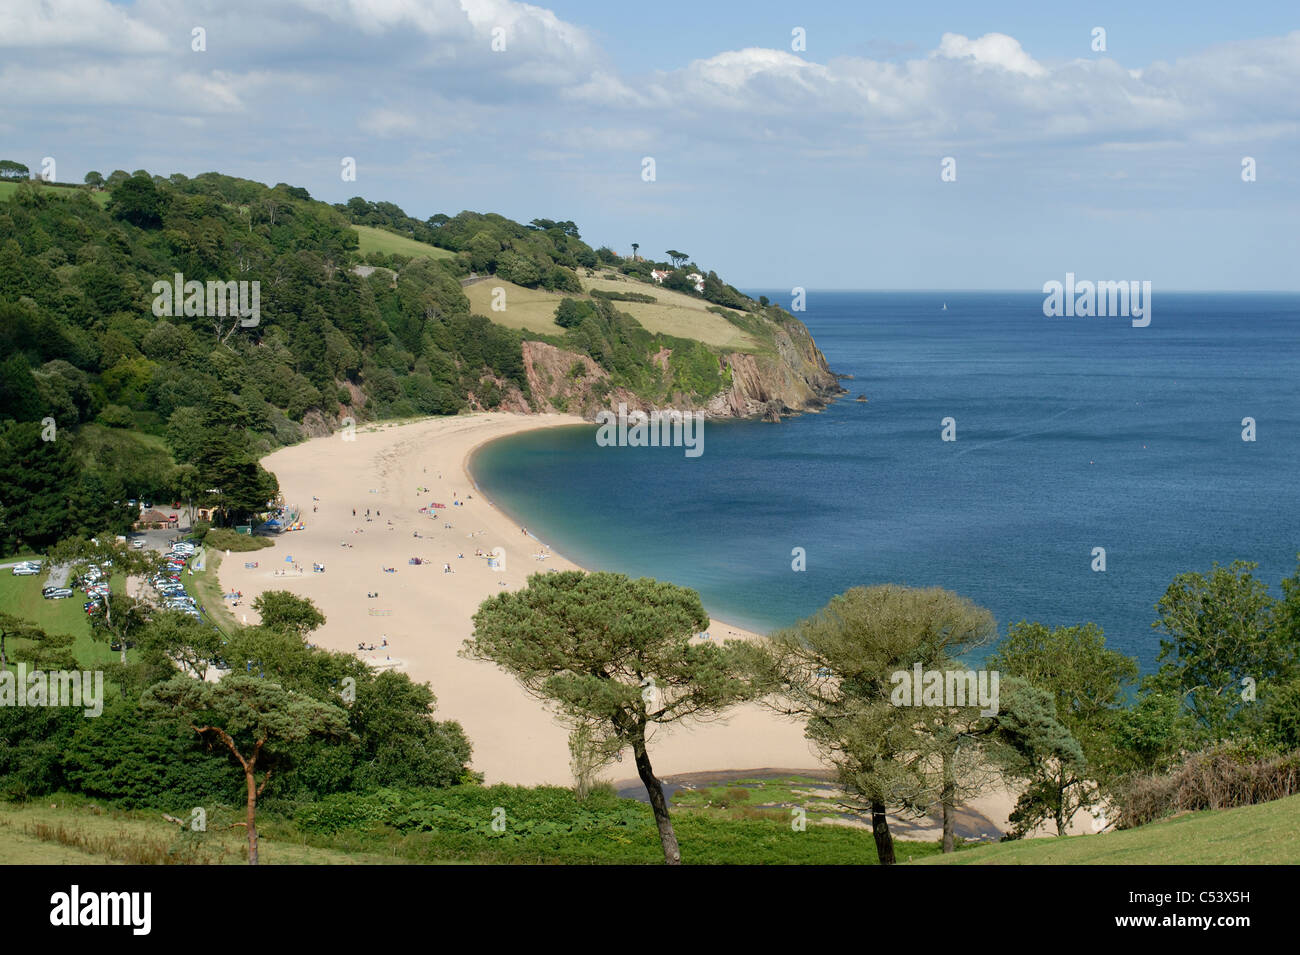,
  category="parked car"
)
[43,588,74,599]
[11,563,40,576]
[131,539,145,549]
